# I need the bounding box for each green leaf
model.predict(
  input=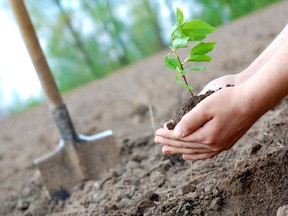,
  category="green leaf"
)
[176,8,184,27]
[182,20,215,41]
[172,27,186,39]
[172,36,189,49]
[185,66,206,71]
[175,75,193,90]
[171,8,184,39]
[171,24,178,37]
[191,42,217,55]
[165,55,181,70]
[187,54,212,62]
[182,20,215,34]
[191,34,207,41]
